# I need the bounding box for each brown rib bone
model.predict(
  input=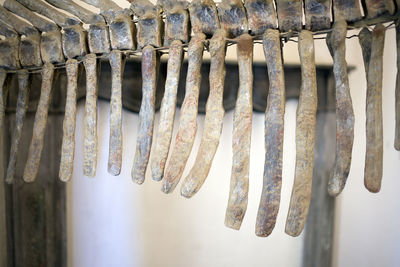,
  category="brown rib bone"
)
[304,0,331,31]
[225,34,253,230]
[395,21,400,151]
[5,70,29,184]
[255,29,286,237]
[108,50,125,176]
[276,0,302,32]
[244,0,277,35]
[151,40,183,181]
[23,63,55,183]
[363,0,395,19]
[332,0,362,22]
[326,20,355,197]
[59,59,78,182]
[362,24,385,193]
[83,54,99,177]
[161,33,205,193]
[285,30,317,237]
[131,46,158,184]
[180,29,226,198]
